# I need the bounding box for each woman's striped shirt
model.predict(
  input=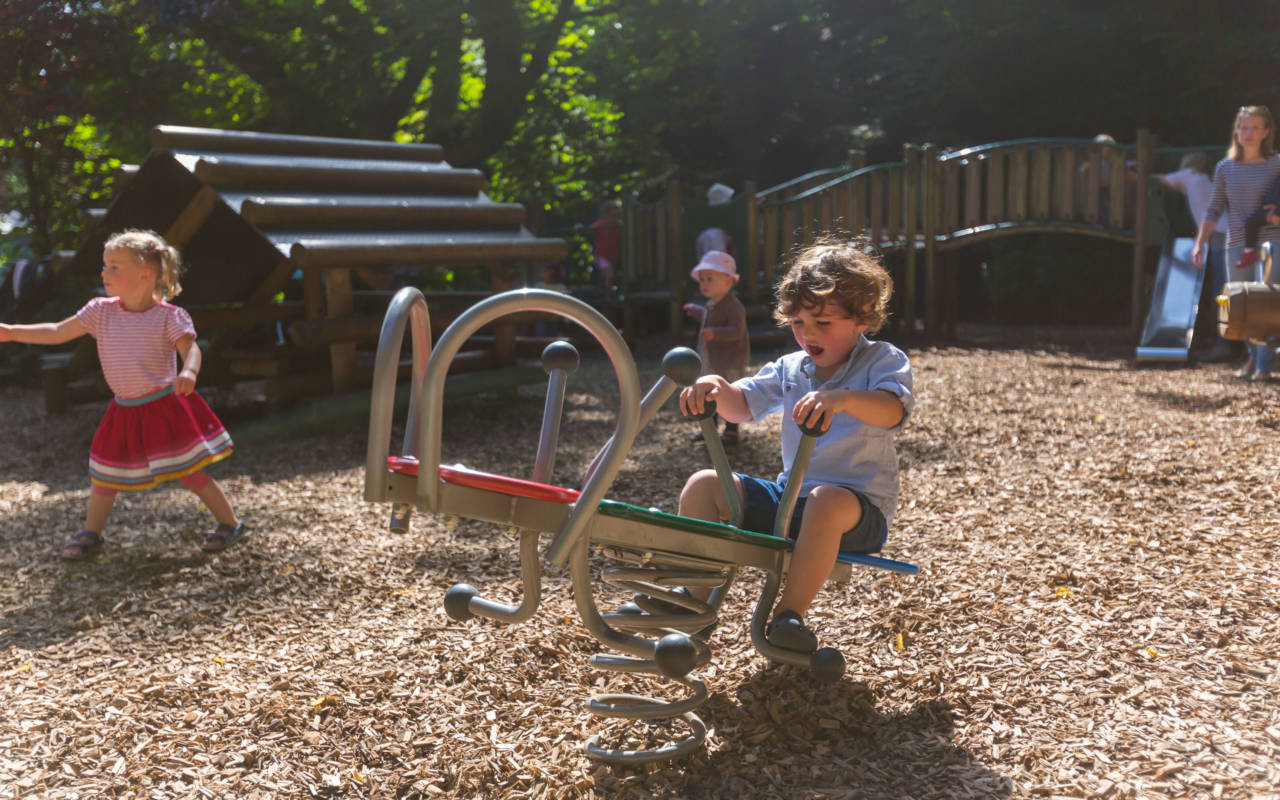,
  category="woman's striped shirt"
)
[1206,155,1280,248]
